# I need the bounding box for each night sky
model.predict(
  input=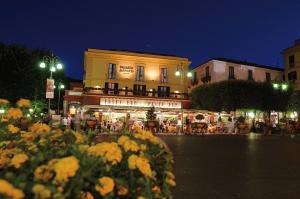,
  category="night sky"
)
[1,0,300,80]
